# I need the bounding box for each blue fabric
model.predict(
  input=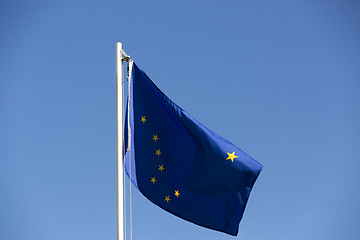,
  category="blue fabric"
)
[124,62,262,236]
